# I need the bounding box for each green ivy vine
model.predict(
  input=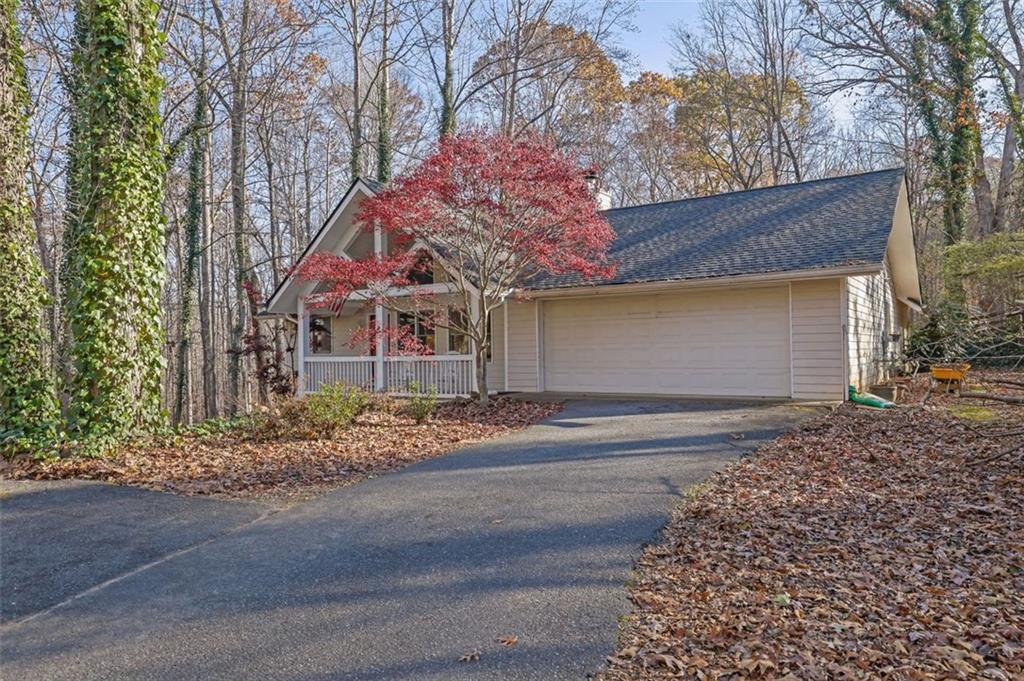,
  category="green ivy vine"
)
[0,0,60,455]
[64,0,168,447]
